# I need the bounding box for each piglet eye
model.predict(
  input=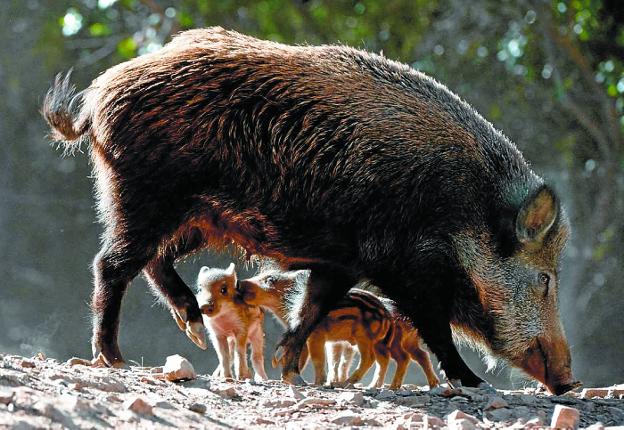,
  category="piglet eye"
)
[539,273,550,286]
[266,276,275,285]
[220,284,227,295]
